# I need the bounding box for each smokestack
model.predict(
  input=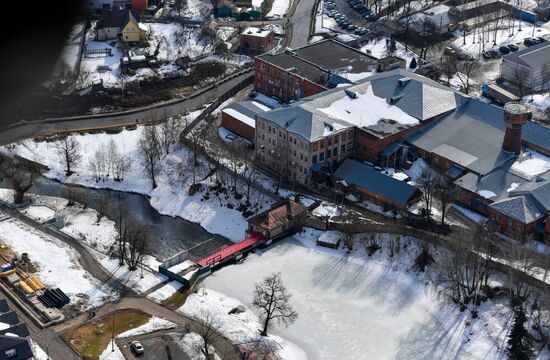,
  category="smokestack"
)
[502,102,531,155]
